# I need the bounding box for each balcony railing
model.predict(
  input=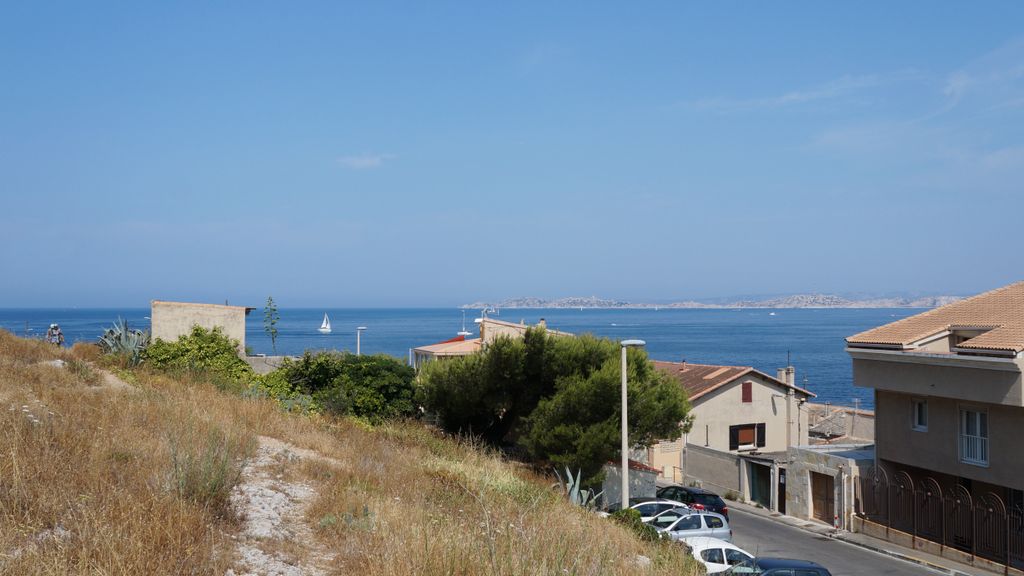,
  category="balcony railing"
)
[960,433,989,466]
